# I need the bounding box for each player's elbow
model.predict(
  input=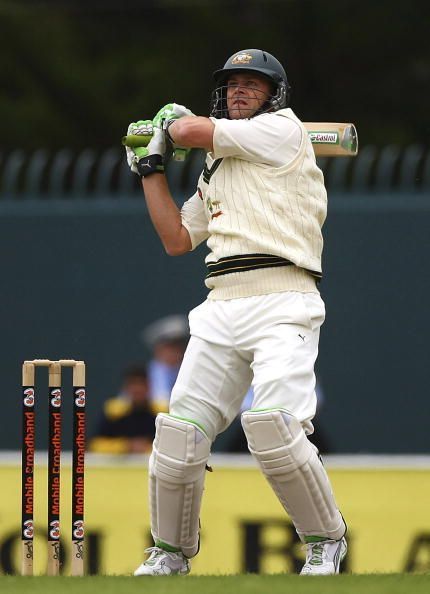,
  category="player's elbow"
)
[164,240,190,257]
[161,227,192,256]
[165,245,188,257]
